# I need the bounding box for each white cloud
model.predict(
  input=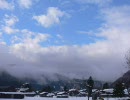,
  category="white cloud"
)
[8,5,130,82]
[4,15,19,26]
[20,29,50,43]
[18,0,33,9]
[10,29,50,61]
[0,3,130,82]
[1,15,19,34]
[0,0,14,10]
[98,6,130,42]
[0,42,6,45]
[2,26,19,34]
[74,0,112,6]
[33,7,65,28]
